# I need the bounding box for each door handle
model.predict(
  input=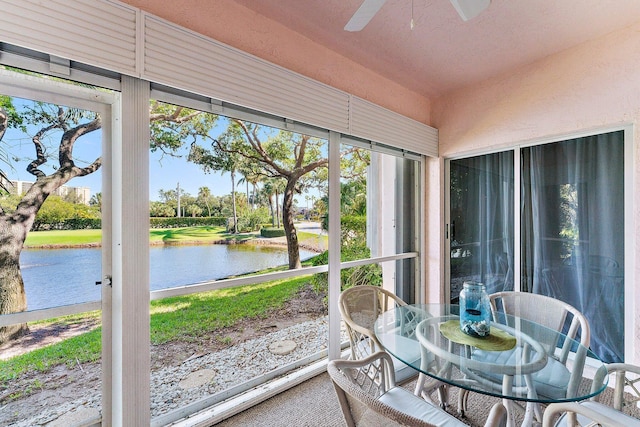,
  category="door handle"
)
[95,275,112,287]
